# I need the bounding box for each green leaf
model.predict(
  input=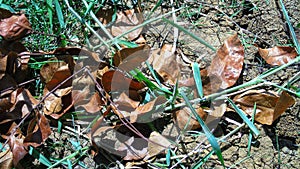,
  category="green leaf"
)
[192,62,204,98]
[227,98,260,136]
[54,0,65,29]
[180,91,225,167]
